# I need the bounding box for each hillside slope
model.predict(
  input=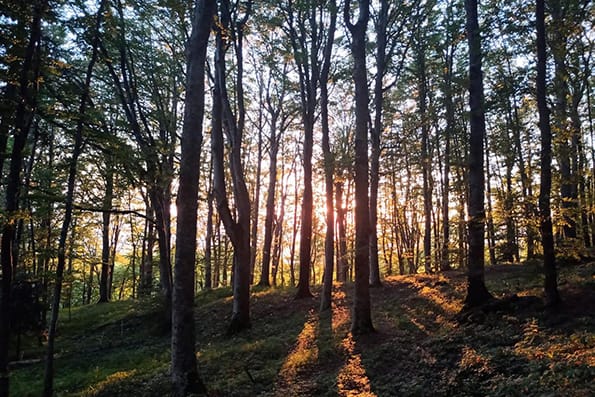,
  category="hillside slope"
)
[11,261,595,396]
